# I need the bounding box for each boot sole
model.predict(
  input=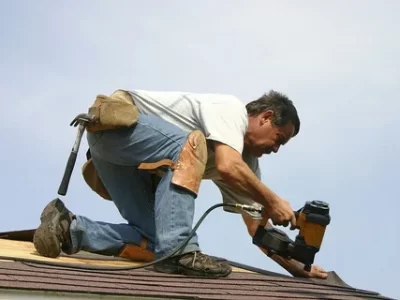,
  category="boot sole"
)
[154,262,232,278]
[33,200,63,258]
[180,265,232,278]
